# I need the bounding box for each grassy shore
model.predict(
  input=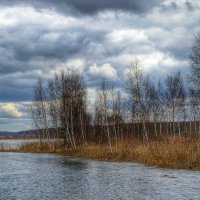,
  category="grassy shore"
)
[2,136,197,170]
